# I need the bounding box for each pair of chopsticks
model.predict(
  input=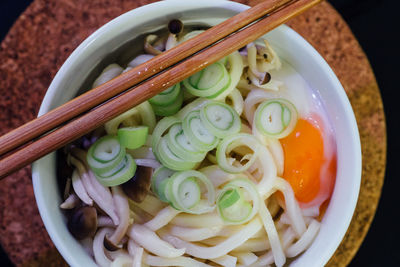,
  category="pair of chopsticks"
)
[0,0,322,179]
